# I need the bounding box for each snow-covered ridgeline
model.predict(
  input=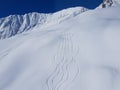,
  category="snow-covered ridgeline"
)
[0,7,87,39]
[0,13,50,39]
